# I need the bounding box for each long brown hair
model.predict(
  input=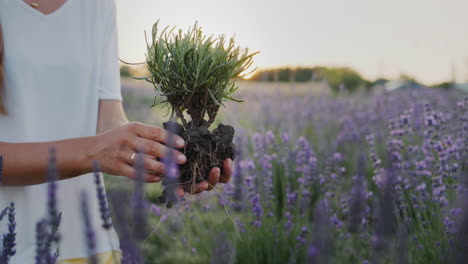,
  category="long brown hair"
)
[0,24,7,116]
